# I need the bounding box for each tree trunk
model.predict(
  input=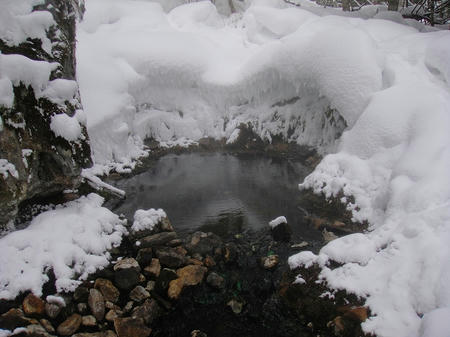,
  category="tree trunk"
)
[388,0,399,11]
[342,0,351,11]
